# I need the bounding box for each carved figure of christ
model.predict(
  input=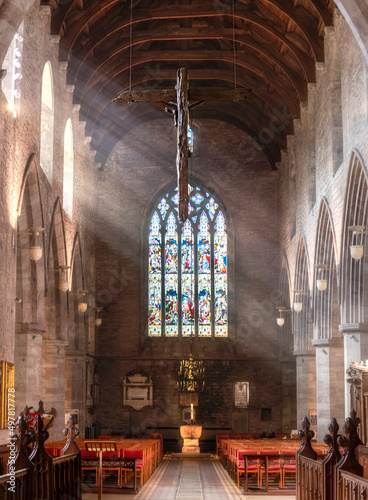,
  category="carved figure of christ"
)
[113,68,250,222]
